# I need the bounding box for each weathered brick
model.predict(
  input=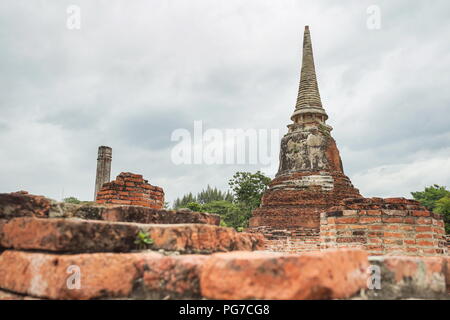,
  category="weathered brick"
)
[135,255,207,299]
[360,217,381,224]
[101,206,220,225]
[416,240,434,247]
[200,249,368,300]
[0,250,156,299]
[366,256,447,299]
[96,172,165,209]
[382,217,403,223]
[0,191,52,219]
[0,217,264,253]
[412,210,431,217]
